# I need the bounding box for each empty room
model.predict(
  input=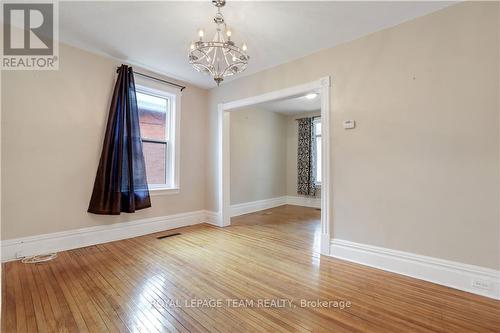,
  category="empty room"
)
[1,1,499,332]
[229,94,323,245]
